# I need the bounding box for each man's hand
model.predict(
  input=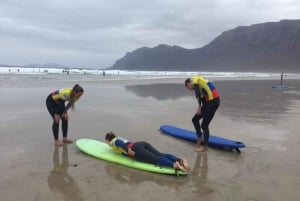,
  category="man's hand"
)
[196,106,202,115]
